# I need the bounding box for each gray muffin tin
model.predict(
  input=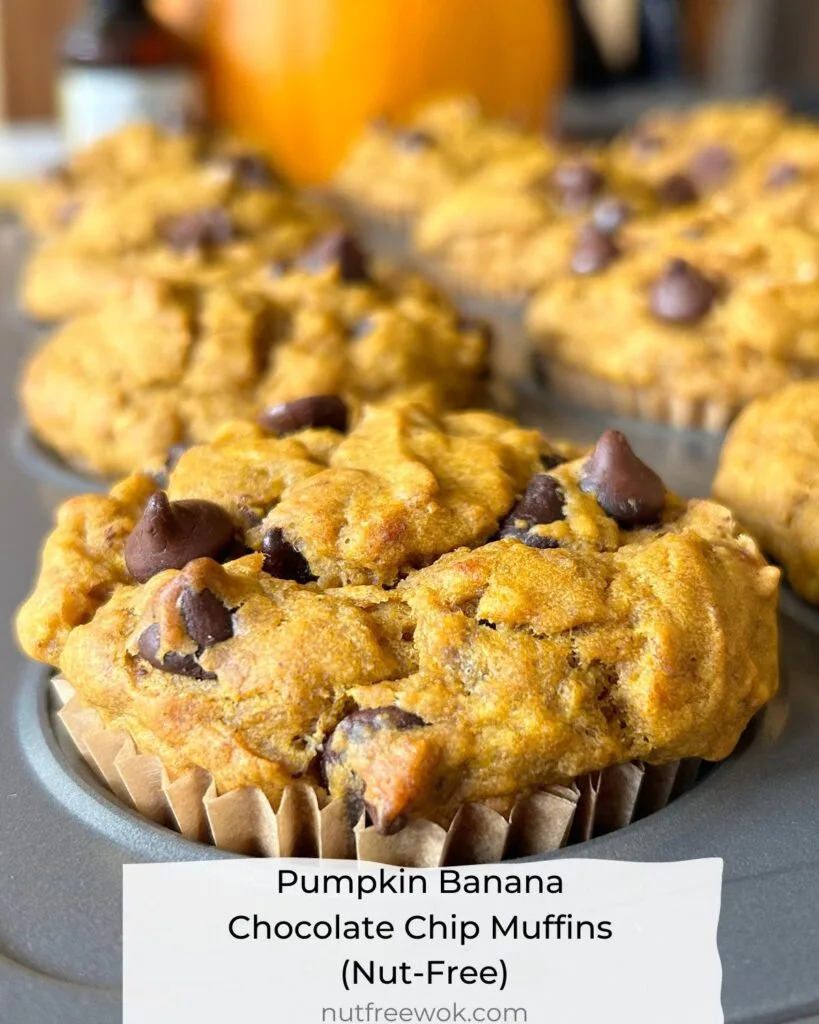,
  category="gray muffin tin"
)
[3,225,819,1024]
